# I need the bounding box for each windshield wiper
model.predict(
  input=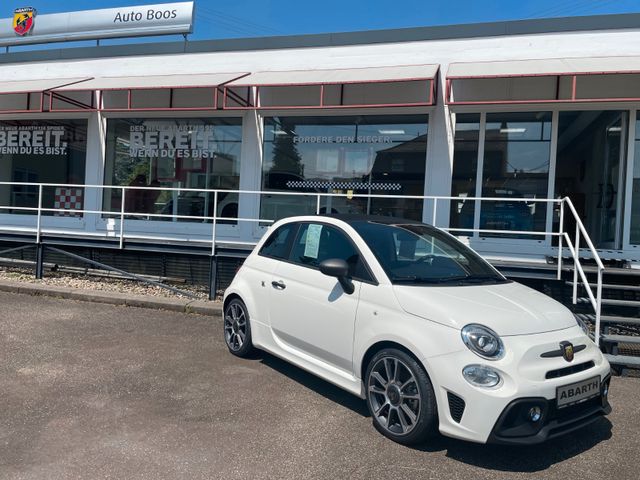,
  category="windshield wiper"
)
[391,276,444,284]
[392,275,469,284]
[392,274,503,284]
[457,275,503,283]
